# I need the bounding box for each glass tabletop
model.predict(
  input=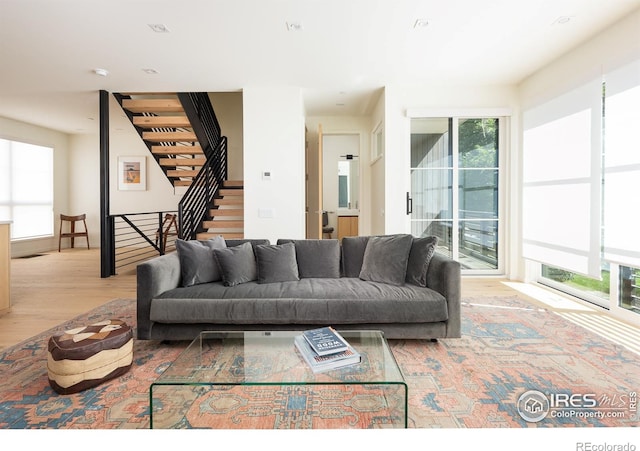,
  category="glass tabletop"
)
[152,330,406,386]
